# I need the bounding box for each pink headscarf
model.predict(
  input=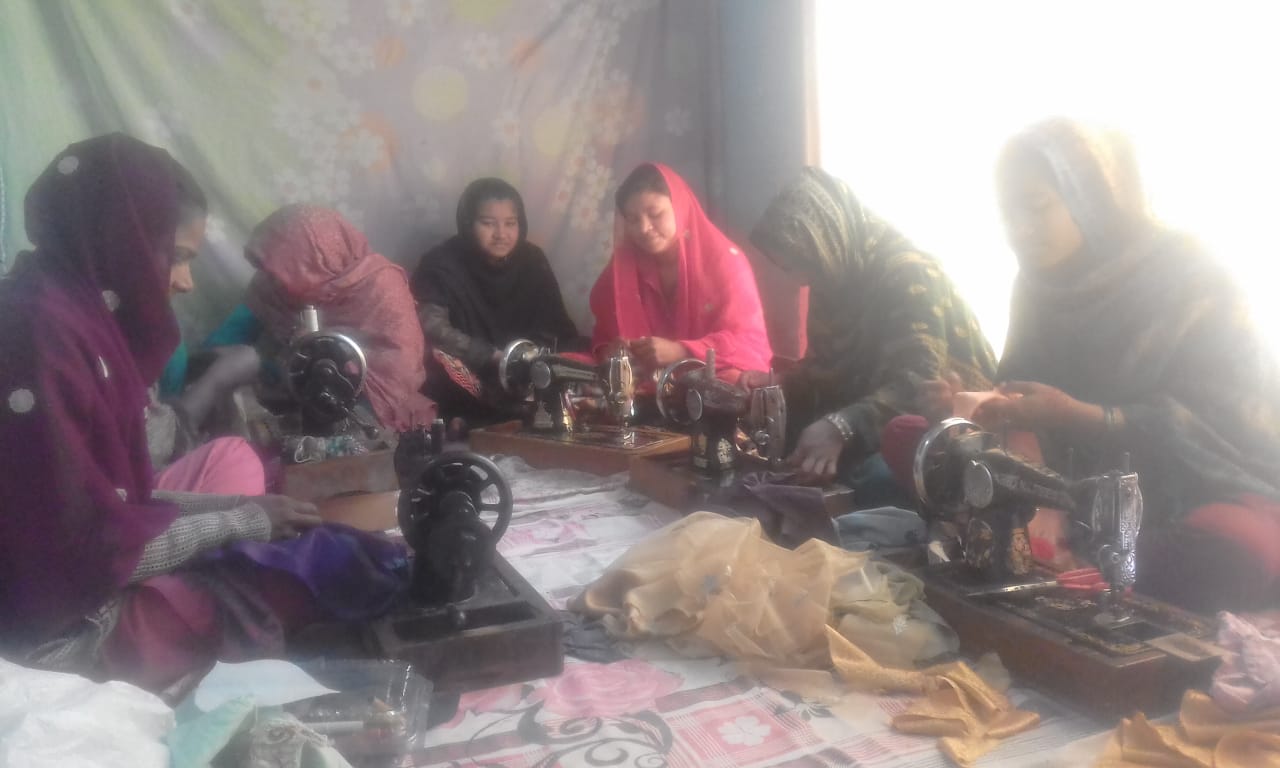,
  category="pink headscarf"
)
[590,164,772,382]
[246,205,436,429]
